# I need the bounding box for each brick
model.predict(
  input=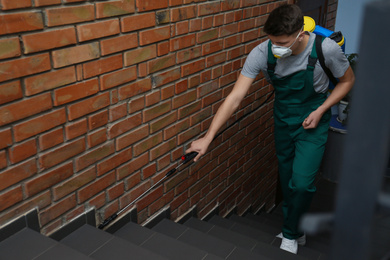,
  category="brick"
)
[170,6,196,22]
[75,141,114,171]
[136,0,168,12]
[221,0,240,11]
[148,53,176,73]
[107,183,124,201]
[116,125,148,150]
[206,52,226,67]
[153,68,180,87]
[77,19,120,42]
[0,37,21,60]
[8,139,37,164]
[118,78,152,100]
[117,153,148,180]
[52,42,100,68]
[178,100,201,119]
[227,46,245,60]
[39,128,63,151]
[202,16,213,30]
[139,26,170,46]
[158,41,169,56]
[0,0,31,9]
[156,10,170,25]
[176,46,201,64]
[239,19,255,32]
[197,28,218,44]
[0,12,43,35]
[170,34,196,52]
[202,39,223,56]
[87,128,107,148]
[213,14,224,27]
[175,20,189,35]
[45,5,95,27]
[181,59,205,77]
[100,66,137,90]
[142,163,156,179]
[164,119,189,140]
[109,103,127,122]
[242,28,258,43]
[39,138,85,170]
[0,159,37,191]
[121,12,155,32]
[54,78,99,106]
[34,0,61,6]
[26,162,73,197]
[97,146,132,176]
[145,91,160,107]
[169,0,182,6]
[0,53,51,83]
[0,81,22,105]
[220,23,238,37]
[22,28,76,54]
[67,92,110,121]
[198,2,220,16]
[0,186,23,212]
[65,119,87,140]
[137,185,163,211]
[0,150,6,169]
[175,79,187,94]
[108,113,142,139]
[133,132,163,157]
[78,171,116,203]
[101,33,138,56]
[40,194,77,226]
[24,67,77,96]
[88,110,109,130]
[150,111,177,134]
[96,0,135,18]
[161,85,175,100]
[142,100,171,122]
[224,35,241,48]
[13,108,66,143]
[83,54,123,79]
[190,106,212,126]
[124,45,156,66]
[173,89,196,109]
[189,19,201,32]
[0,93,52,126]
[53,167,95,201]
